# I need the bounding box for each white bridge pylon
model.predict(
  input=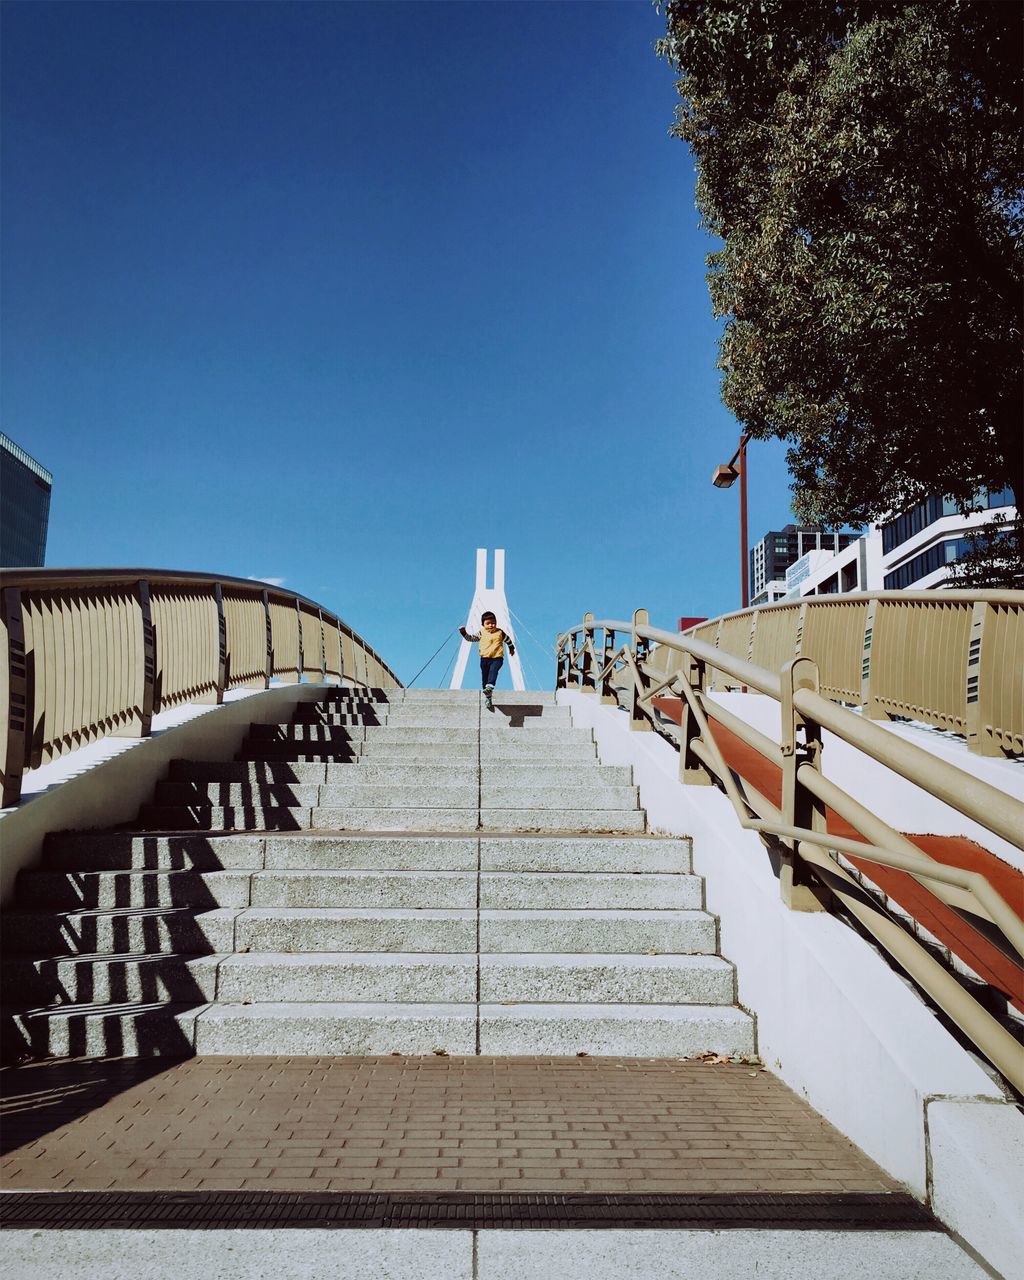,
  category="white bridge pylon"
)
[450,548,525,691]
